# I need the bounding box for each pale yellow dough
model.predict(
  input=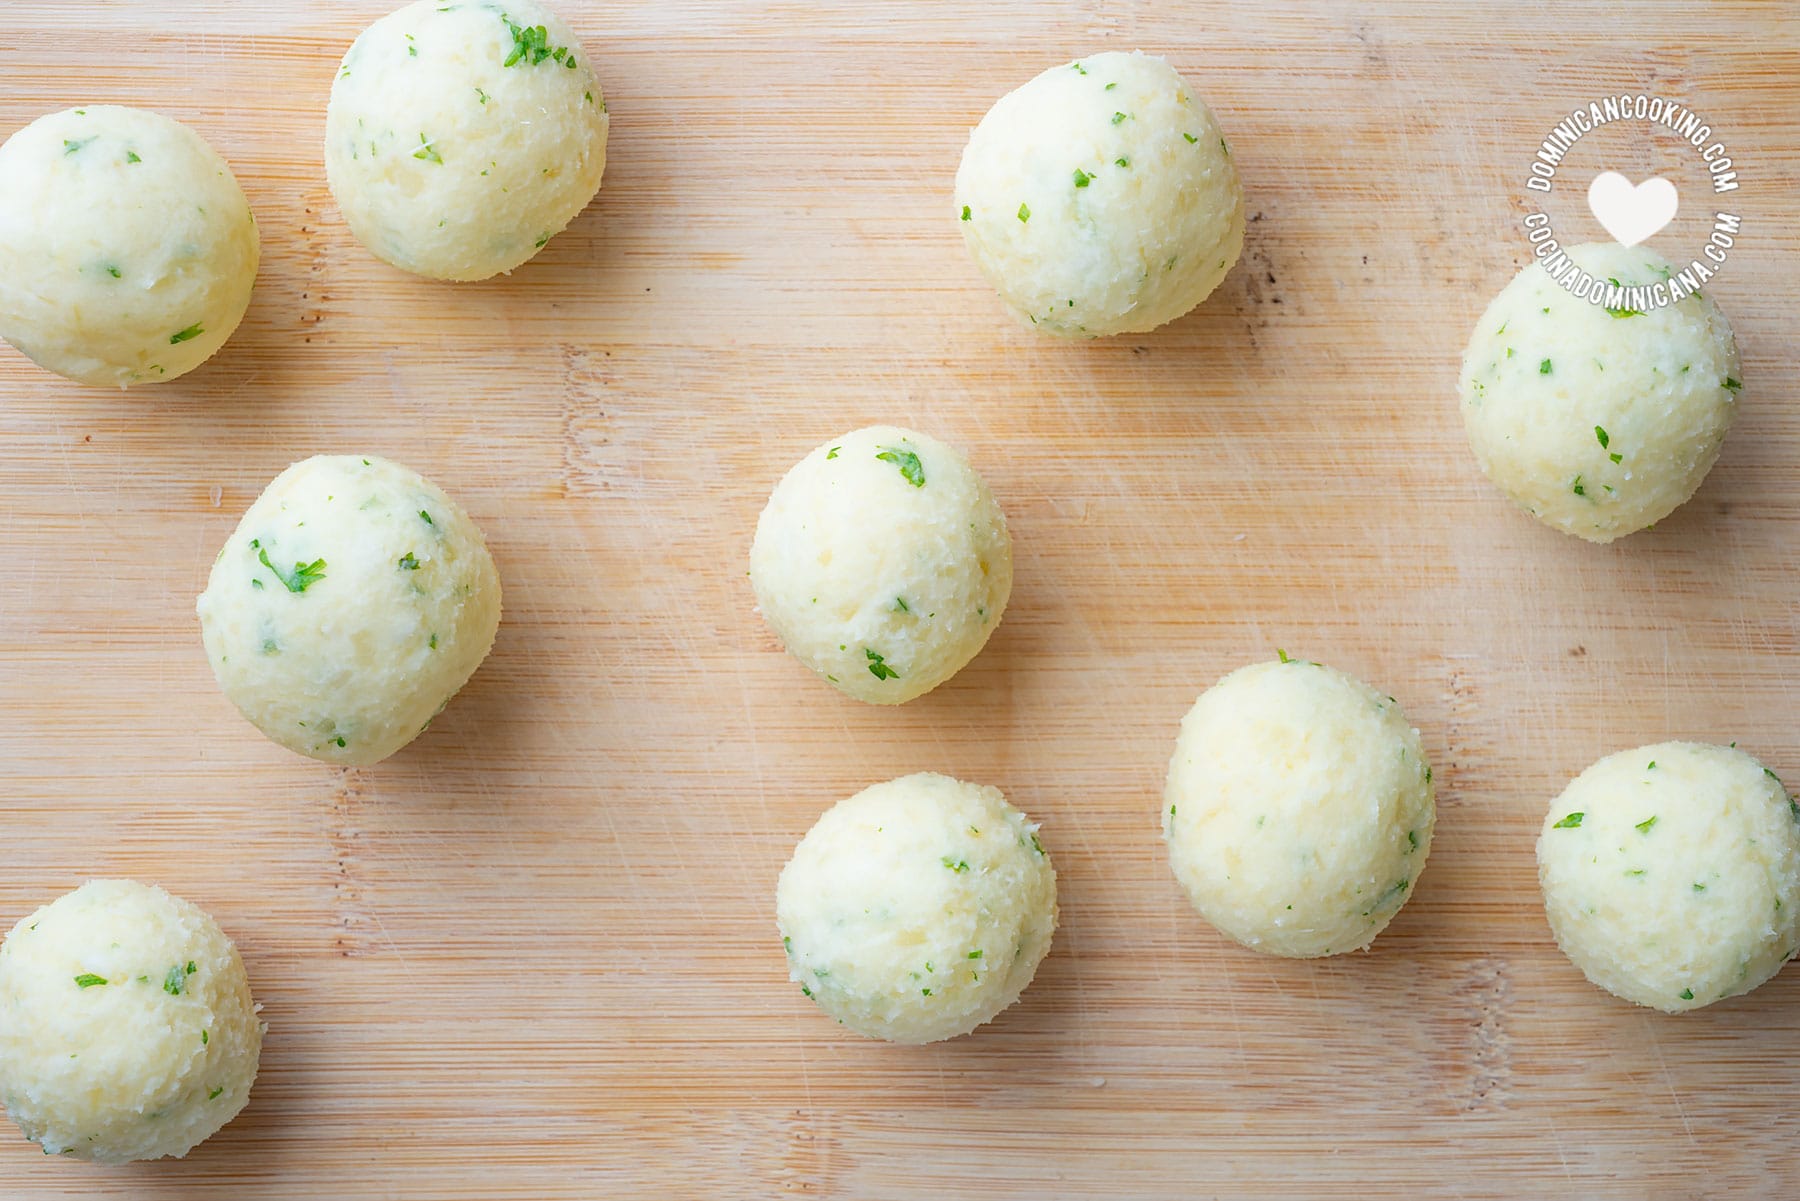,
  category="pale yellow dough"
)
[197,454,501,766]
[777,773,1058,1044]
[1460,242,1740,542]
[955,51,1244,337]
[0,105,258,387]
[1164,658,1436,958]
[326,0,609,280]
[0,881,263,1163]
[1538,741,1800,1012]
[750,426,1011,704]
